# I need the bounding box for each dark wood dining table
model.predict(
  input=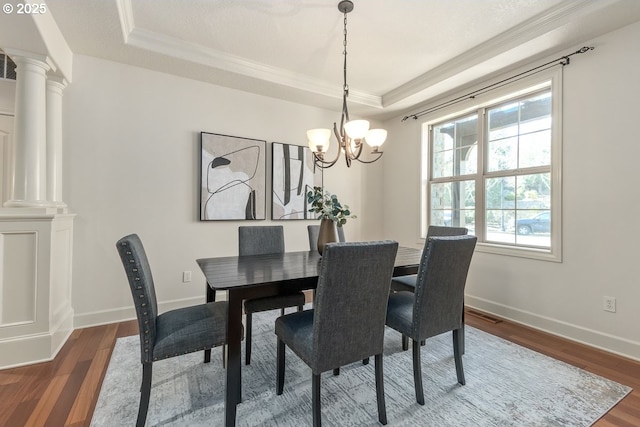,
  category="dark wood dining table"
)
[196,246,422,427]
